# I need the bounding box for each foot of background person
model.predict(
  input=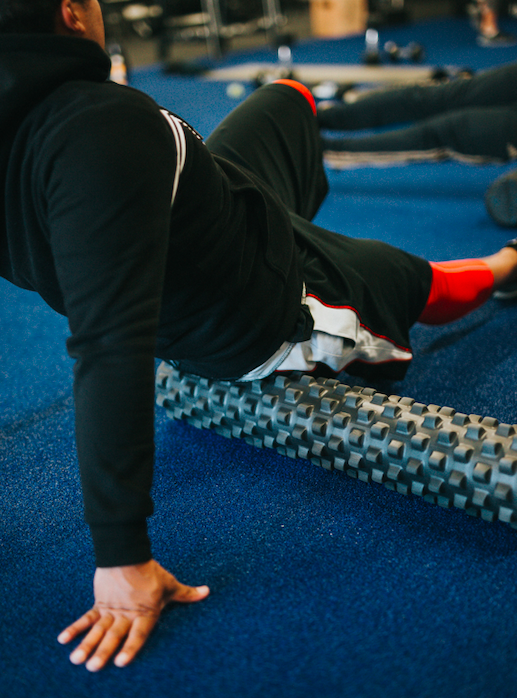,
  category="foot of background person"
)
[477,30,517,46]
[485,170,517,228]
